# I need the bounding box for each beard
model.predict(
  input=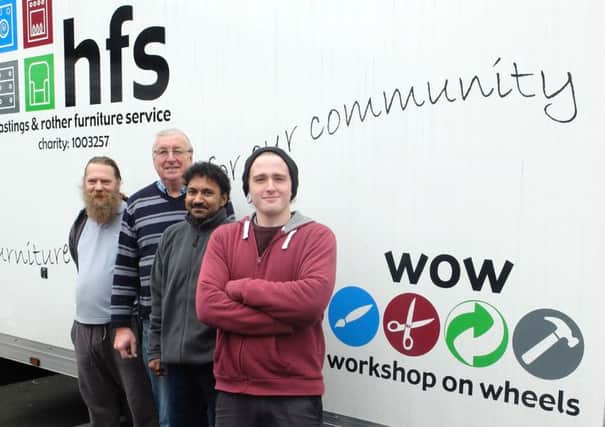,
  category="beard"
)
[83,188,123,224]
